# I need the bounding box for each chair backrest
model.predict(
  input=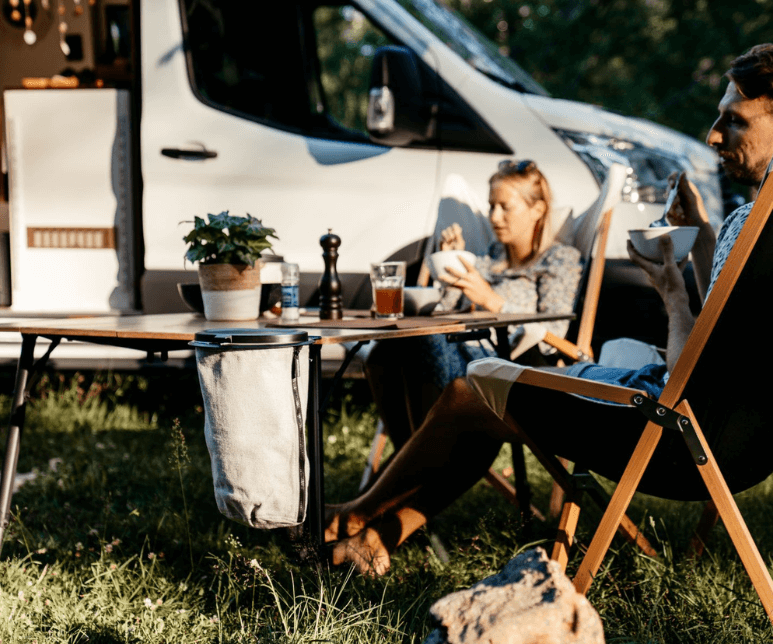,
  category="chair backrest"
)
[572,164,628,261]
[564,163,628,356]
[429,174,496,258]
[658,173,773,496]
